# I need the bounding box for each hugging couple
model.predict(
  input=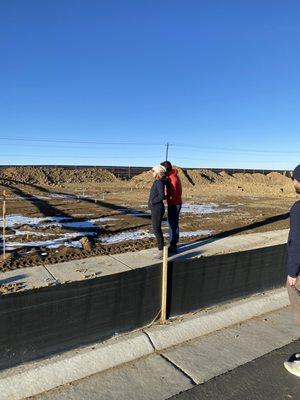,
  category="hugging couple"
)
[148,161,182,259]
